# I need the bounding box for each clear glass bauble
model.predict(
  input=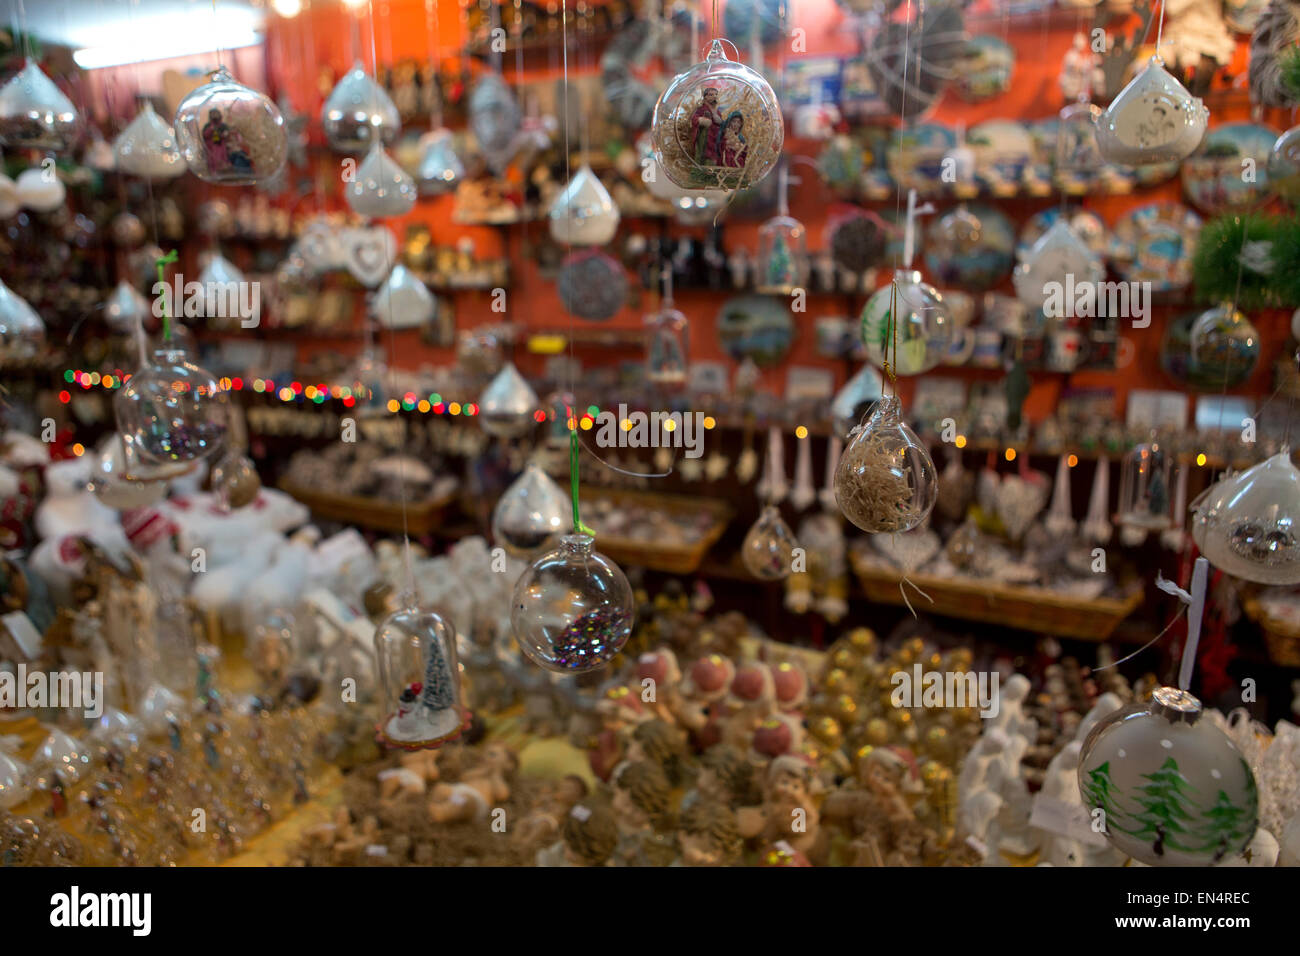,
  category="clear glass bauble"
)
[0,277,44,357]
[345,144,416,219]
[321,61,401,153]
[1187,304,1259,389]
[510,533,633,673]
[834,395,938,533]
[1117,441,1175,531]
[198,252,247,328]
[104,280,150,334]
[1193,452,1300,584]
[650,38,784,191]
[114,347,228,465]
[1013,218,1105,310]
[923,204,1014,291]
[173,66,287,185]
[860,269,953,376]
[416,127,464,195]
[557,250,628,322]
[0,751,30,809]
[478,361,539,438]
[946,517,980,570]
[87,435,176,510]
[741,505,799,580]
[371,263,435,329]
[113,102,185,179]
[0,59,79,151]
[637,132,730,209]
[830,364,884,440]
[210,449,261,510]
[1268,126,1300,206]
[755,215,808,294]
[1094,56,1208,166]
[1079,686,1258,866]
[549,164,619,246]
[645,305,689,388]
[469,72,522,175]
[374,605,468,749]
[492,462,570,557]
